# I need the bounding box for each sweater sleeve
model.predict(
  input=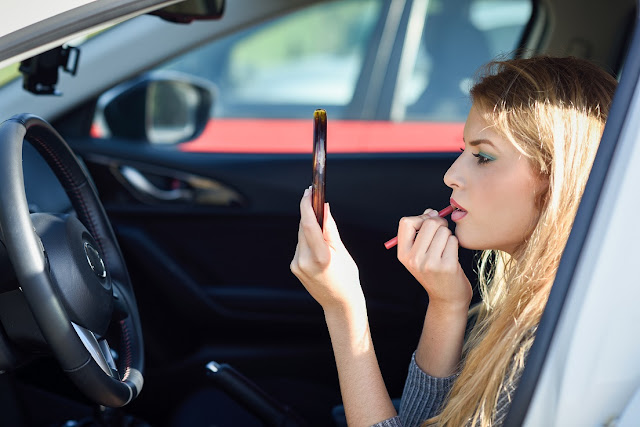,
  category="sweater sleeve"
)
[370,352,458,427]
